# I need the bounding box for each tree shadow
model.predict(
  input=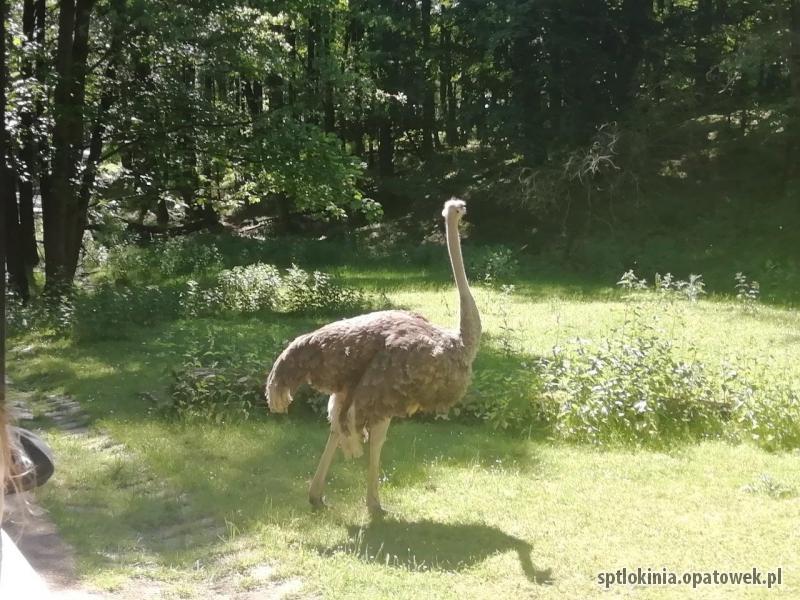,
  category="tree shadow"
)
[318,517,553,584]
